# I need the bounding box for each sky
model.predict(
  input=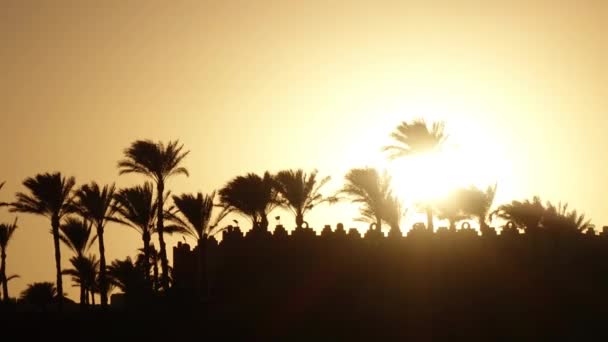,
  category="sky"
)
[1,0,606,300]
